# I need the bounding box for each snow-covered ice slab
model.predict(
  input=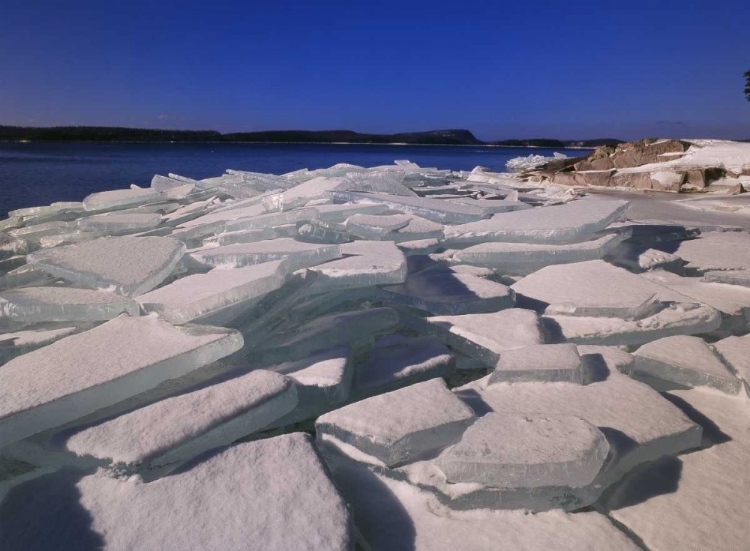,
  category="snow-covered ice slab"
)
[189,238,340,271]
[672,231,750,273]
[28,236,185,296]
[702,269,750,287]
[344,213,412,239]
[0,287,139,323]
[389,215,444,242]
[436,413,609,488]
[329,459,642,551]
[137,260,287,324]
[259,307,399,363]
[77,212,161,233]
[380,268,515,315]
[630,335,741,394]
[307,241,406,293]
[405,309,545,367]
[713,334,750,395]
[605,388,750,551]
[0,325,81,365]
[82,187,163,211]
[489,343,584,385]
[450,197,532,214]
[512,260,665,320]
[444,200,629,245]
[454,232,629,274]
[317,379,475,467]
[331,191,488,224]
[64,369,297,476]
[0,315,243,447]
[355,336,454,396]
[547,302,721,346]
[4,433,352,551]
